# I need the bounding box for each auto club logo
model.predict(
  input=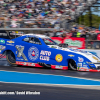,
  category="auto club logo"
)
[28,46,39,61]
[55,54,63,62]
